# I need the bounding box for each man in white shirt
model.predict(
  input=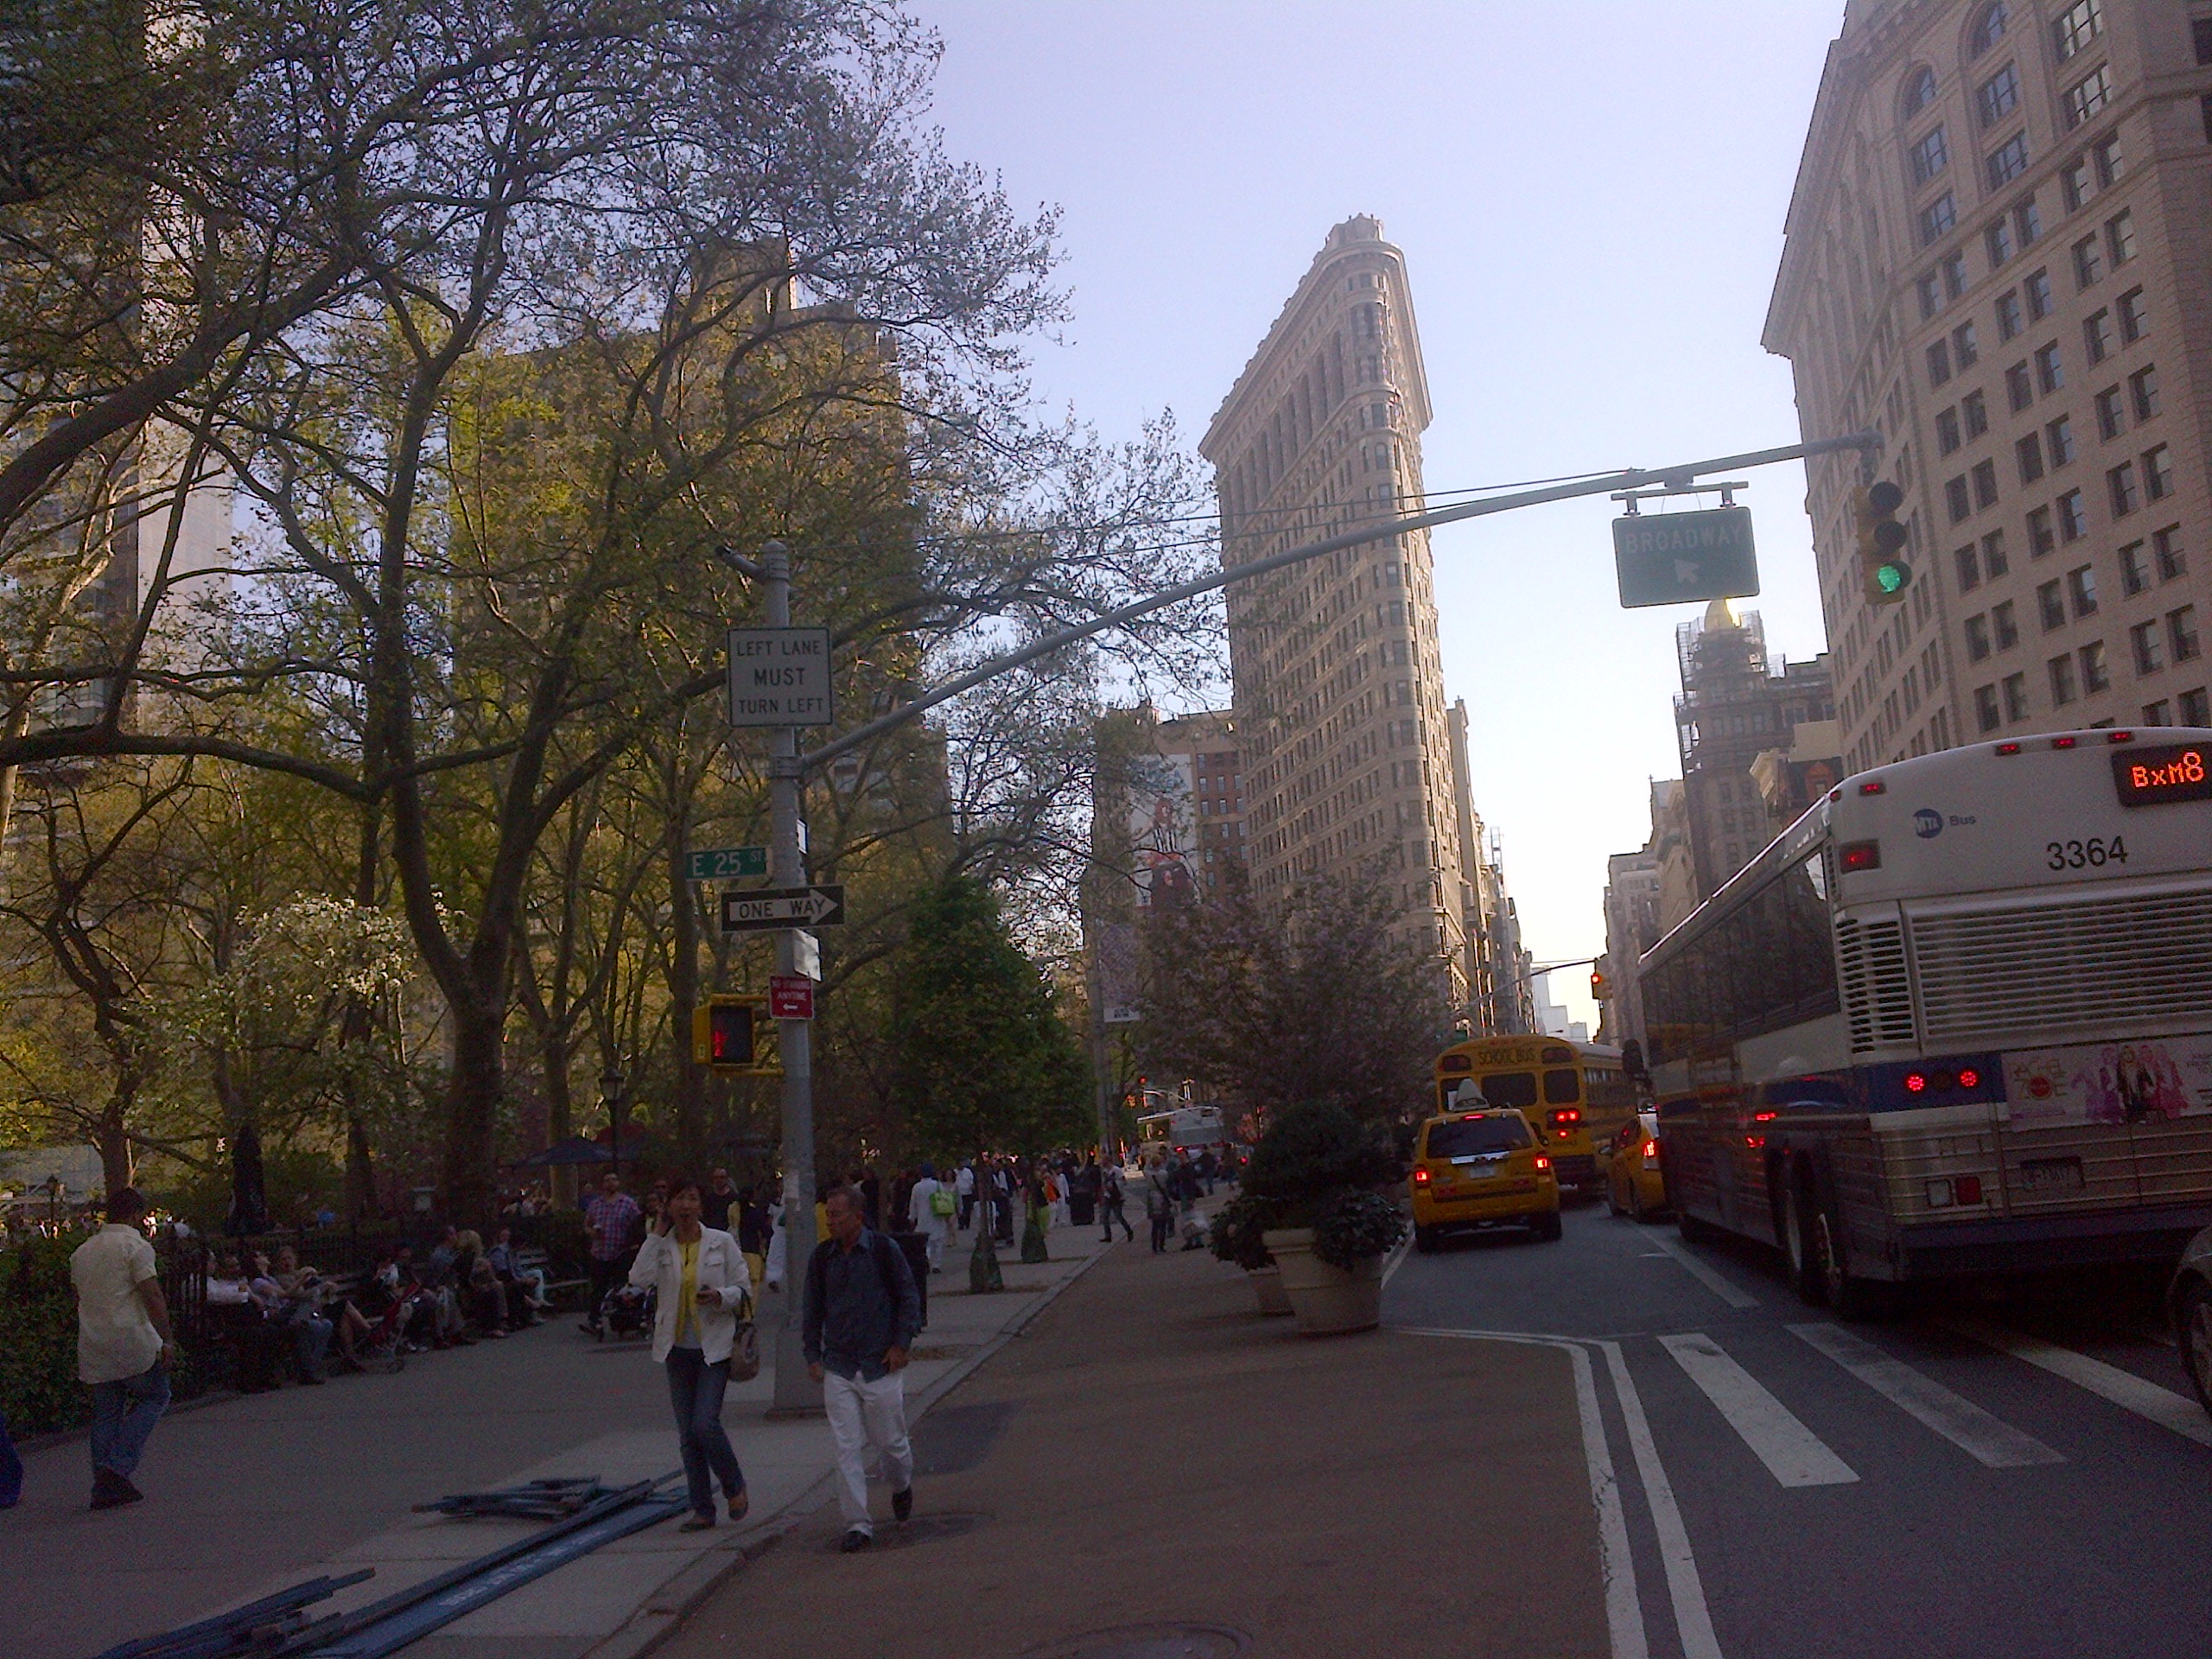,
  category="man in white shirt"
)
[906,1163,950,1274]
[70,1186,177,1510]
[954,1161,976,1230]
